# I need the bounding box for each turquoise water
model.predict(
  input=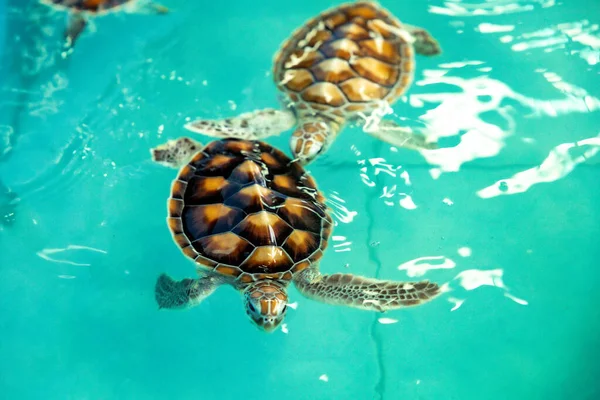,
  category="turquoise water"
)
[1,0,599,399]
